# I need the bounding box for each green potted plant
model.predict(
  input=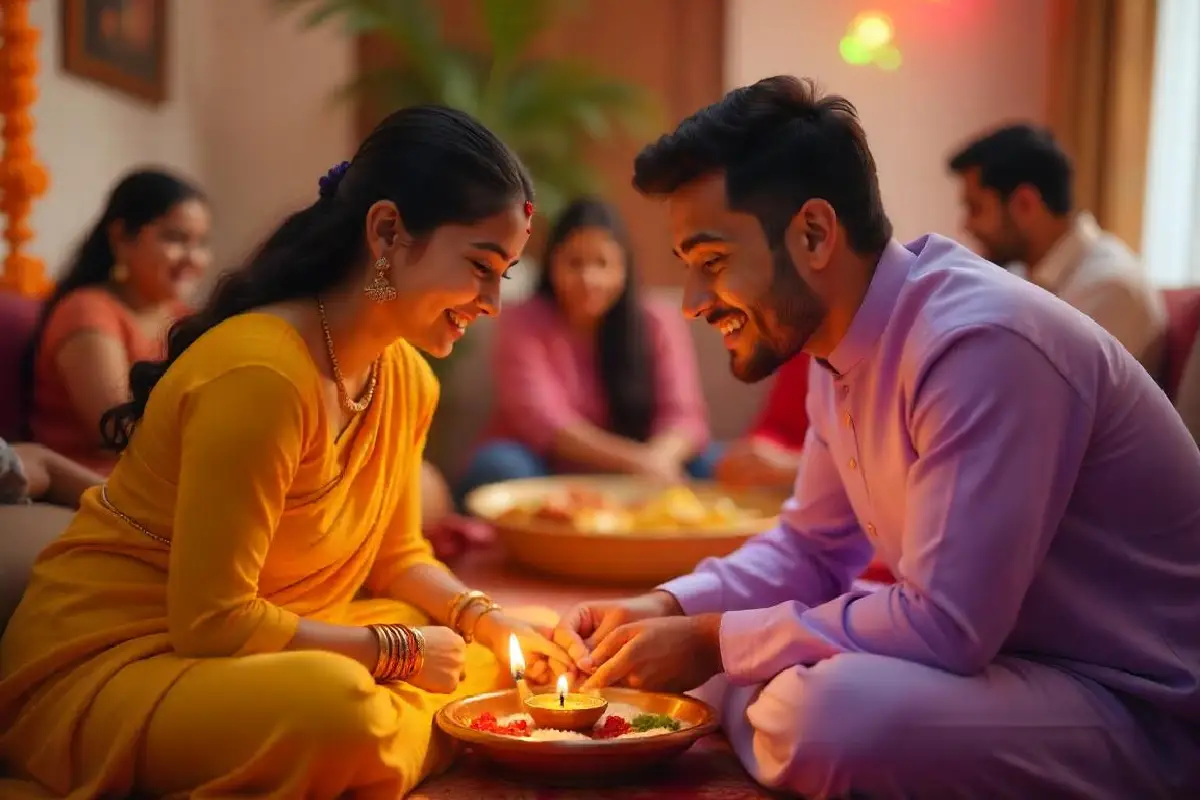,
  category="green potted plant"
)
[280,0,662,218]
